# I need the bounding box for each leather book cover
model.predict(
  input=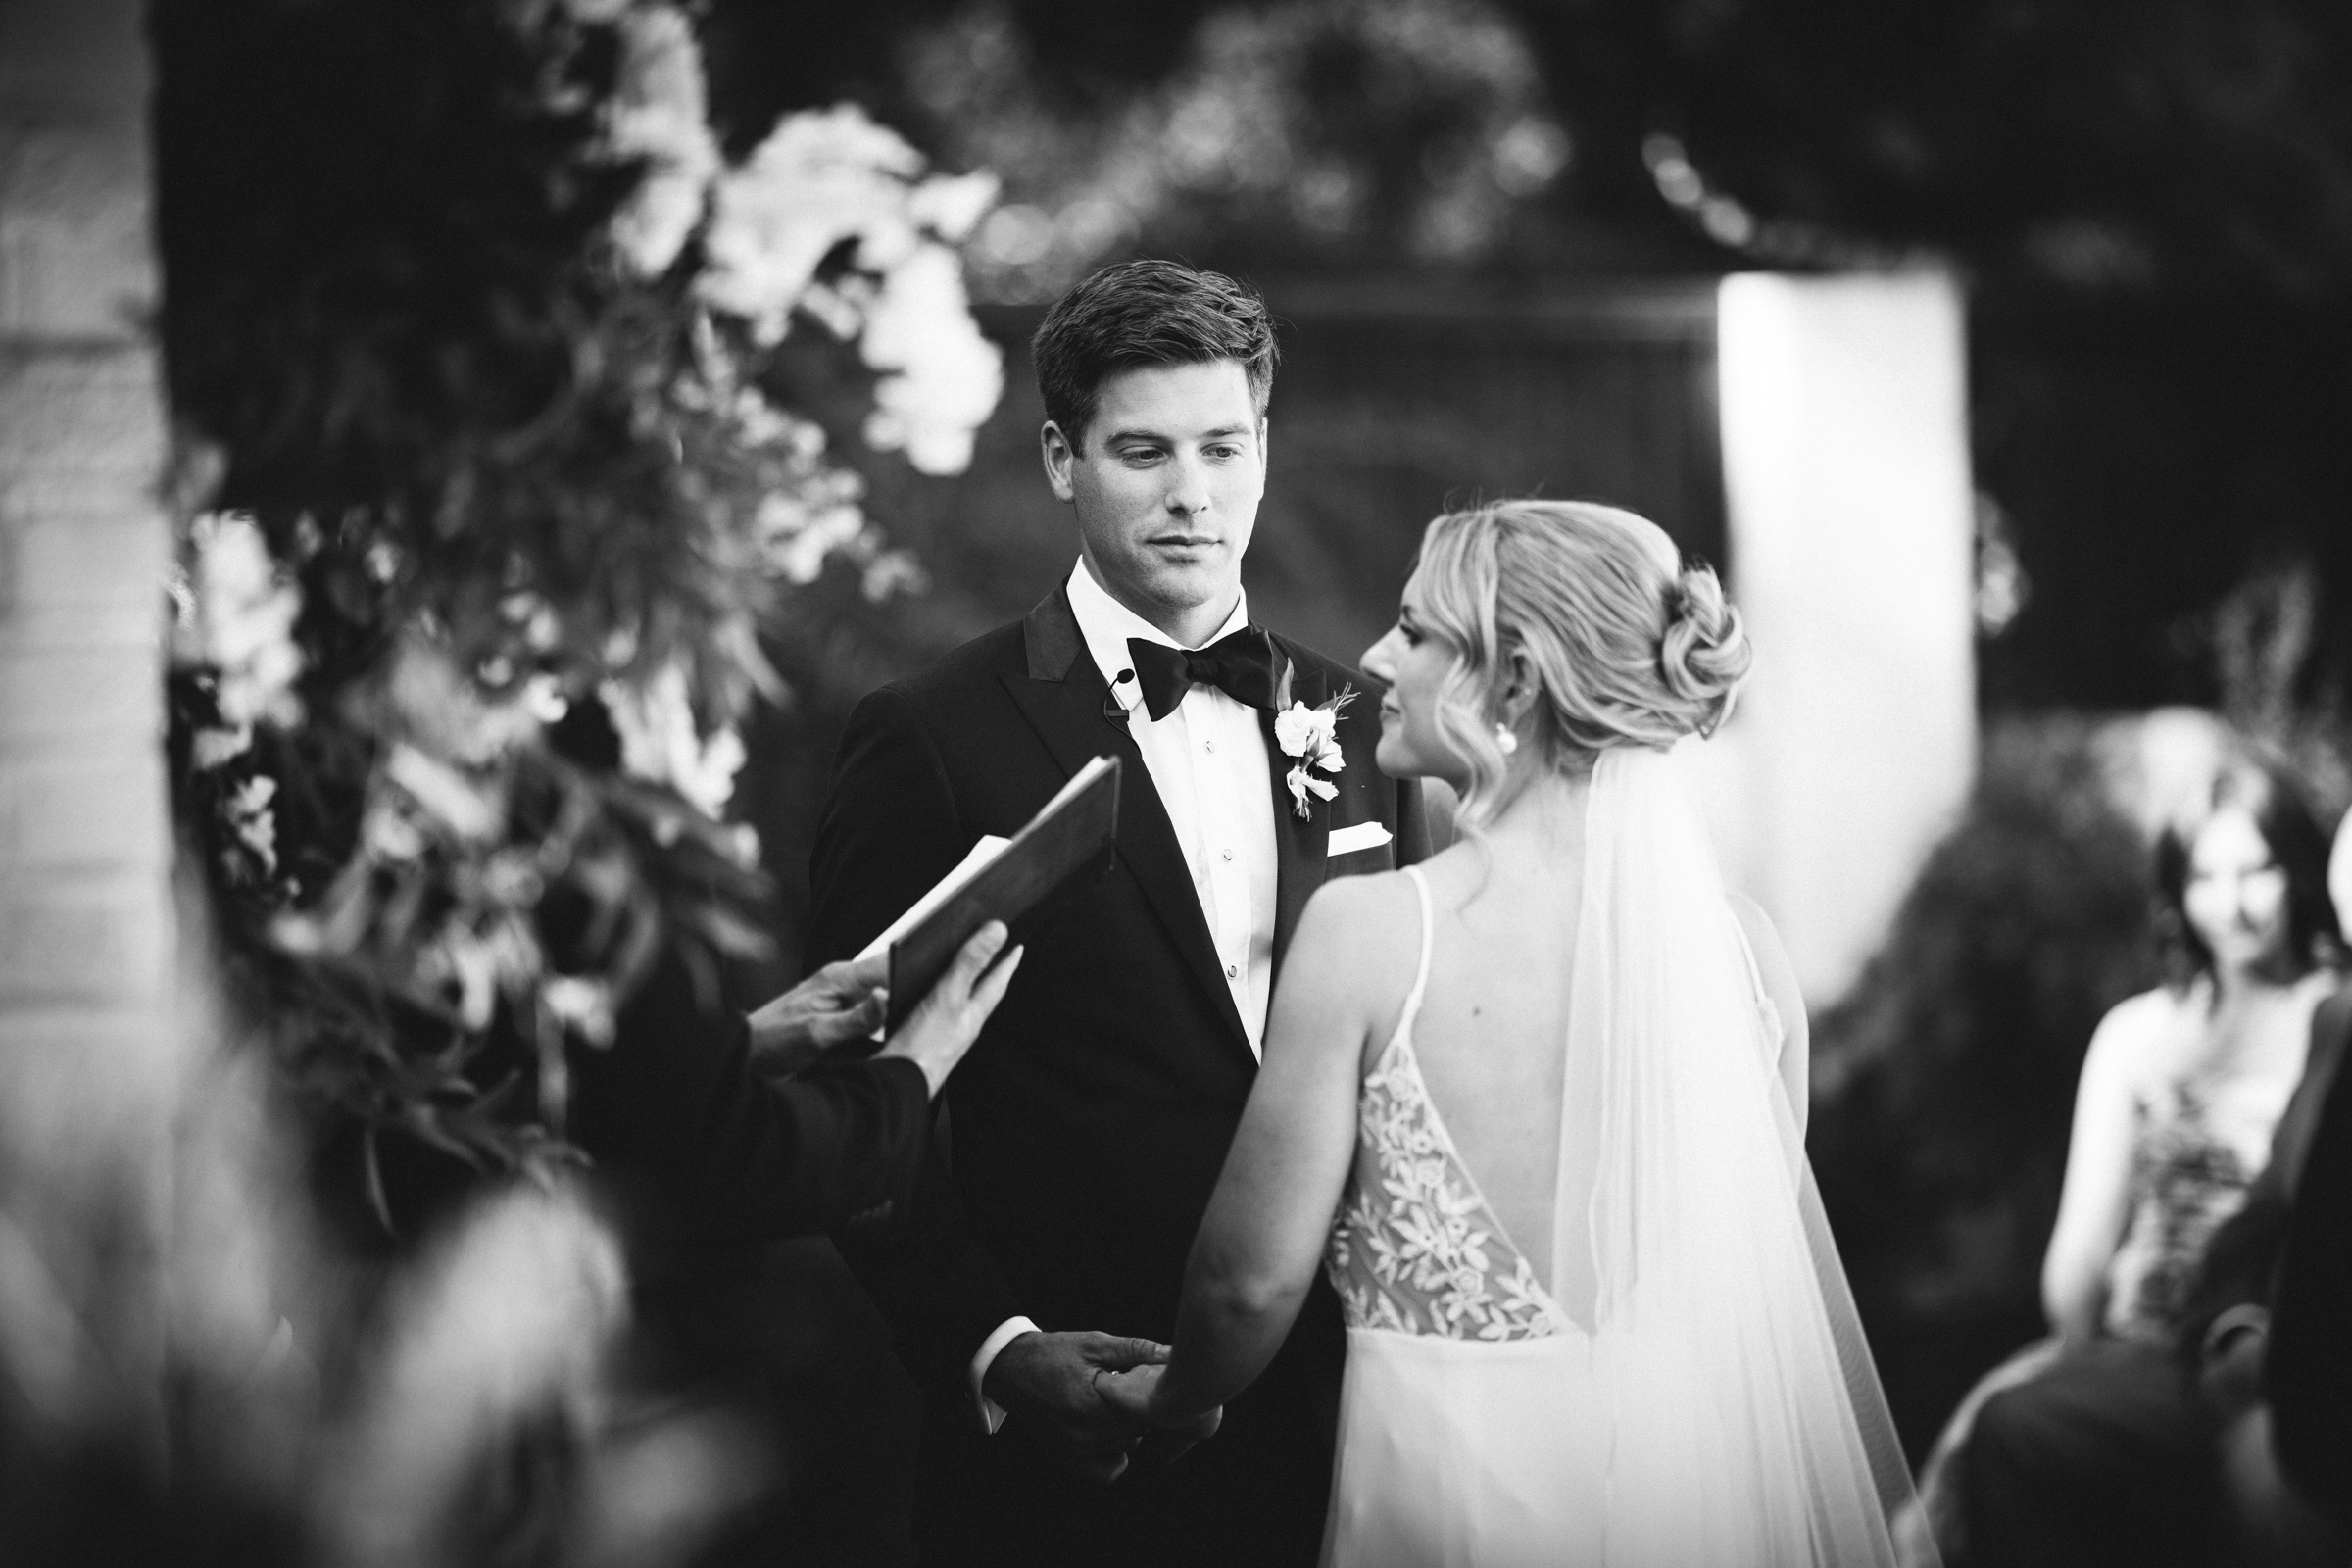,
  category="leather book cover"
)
[884,754,1121,1031]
